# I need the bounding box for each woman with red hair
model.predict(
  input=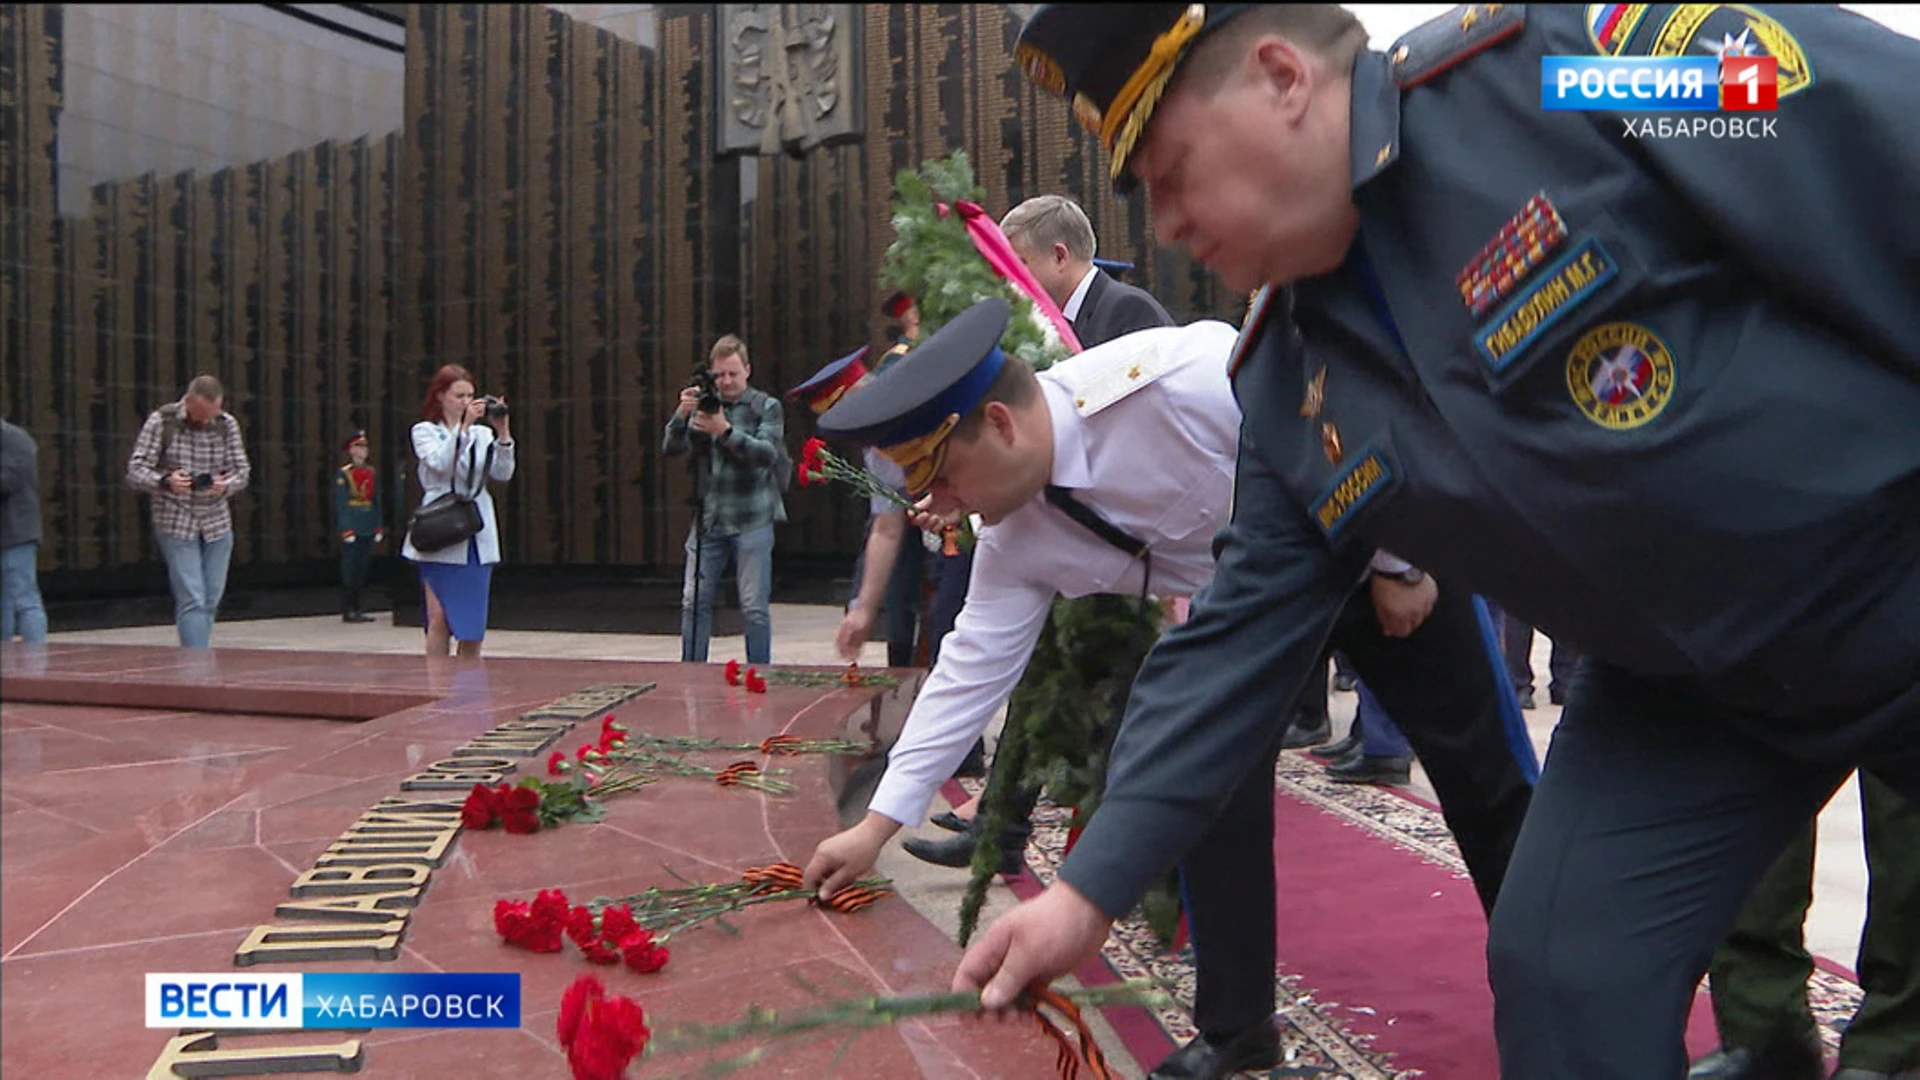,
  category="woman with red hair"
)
[400,364,516,657]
